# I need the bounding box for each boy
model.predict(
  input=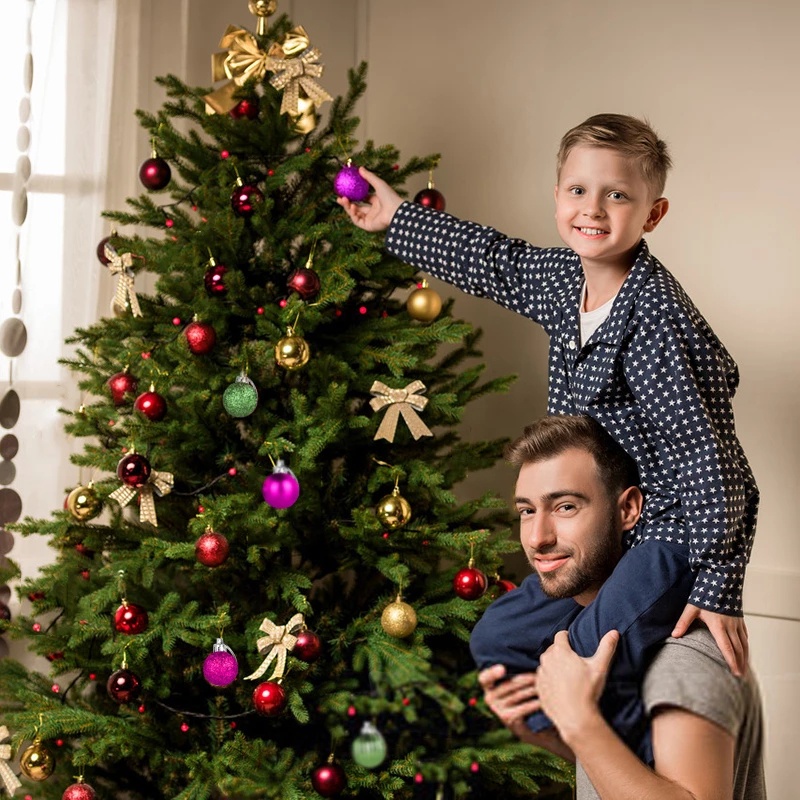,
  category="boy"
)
[337,114,758,756]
